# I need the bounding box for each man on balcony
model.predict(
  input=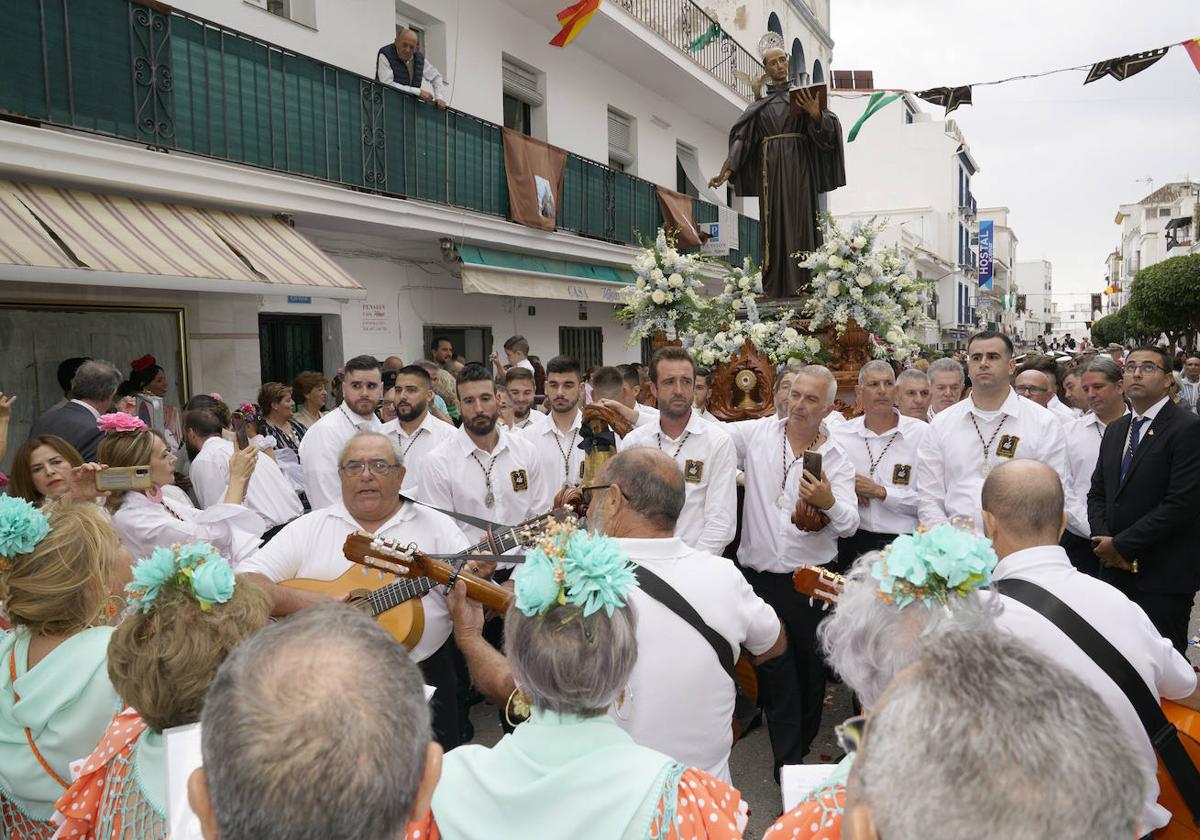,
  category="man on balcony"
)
[377,26,447,109]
